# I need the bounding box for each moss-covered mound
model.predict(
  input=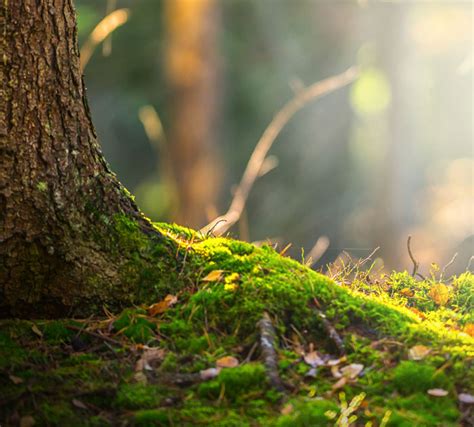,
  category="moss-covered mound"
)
[1,220,473,426]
